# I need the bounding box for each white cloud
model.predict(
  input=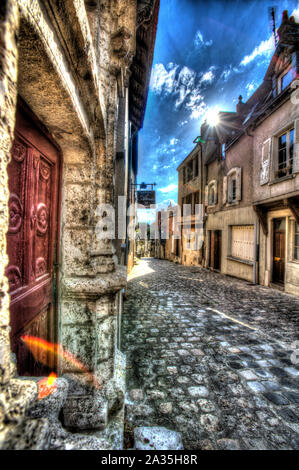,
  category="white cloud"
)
[150,62,179,95]
[137,209,156,224]
[153,164,157,170]
[150,62,210,120]
[240,36,274,66]
[190,102,208,120]
[159,183,178,193]
[291,8,299,21]
[178,120,188,127]
[194,30,213,49]
[170,137,179,145]
[200,67,216,84]
[246,81,258,96]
